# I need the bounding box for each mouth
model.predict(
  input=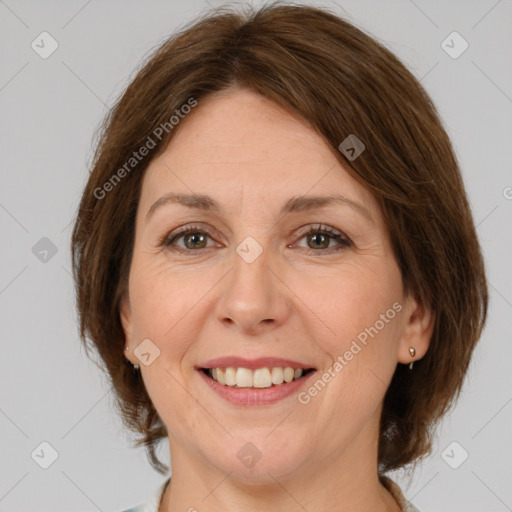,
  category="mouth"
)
[196,364,317,406]
[195,357,317,405]
[199,366,316,389]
